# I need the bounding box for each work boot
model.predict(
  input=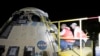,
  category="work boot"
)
[61,48,69,52]
[69,47,73,50]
